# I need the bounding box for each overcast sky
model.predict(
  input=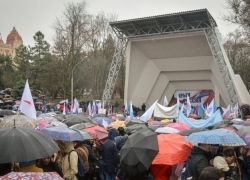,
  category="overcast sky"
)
[0,0,238,47]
